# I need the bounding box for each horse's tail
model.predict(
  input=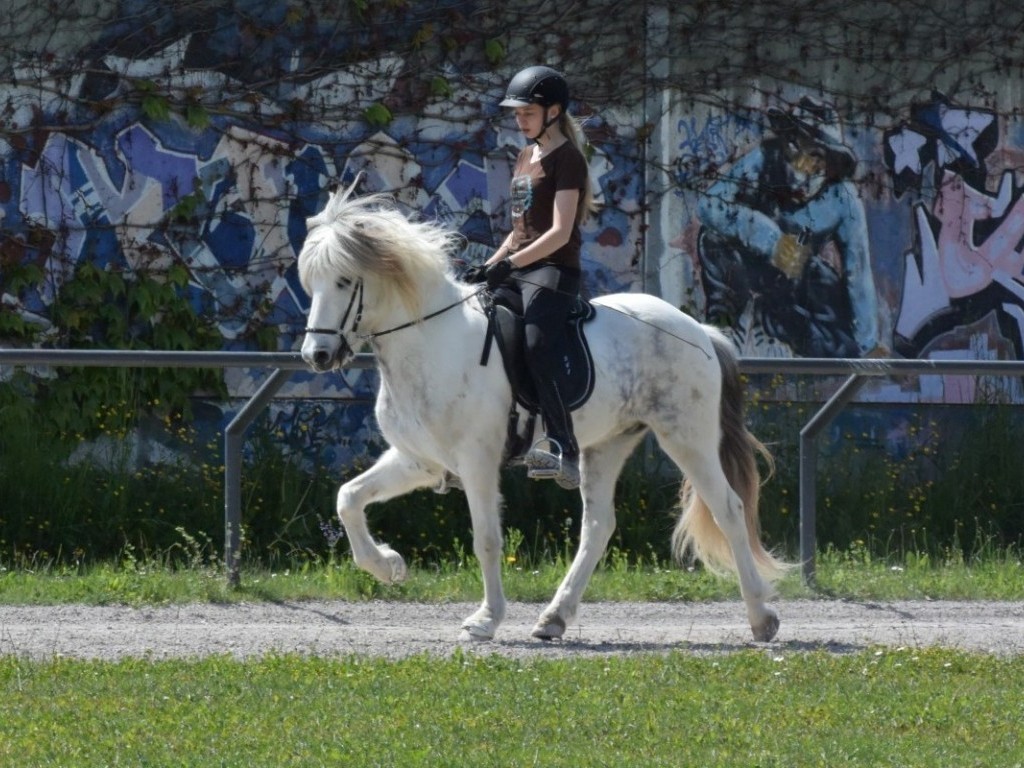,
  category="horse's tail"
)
[671,328,791,584]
